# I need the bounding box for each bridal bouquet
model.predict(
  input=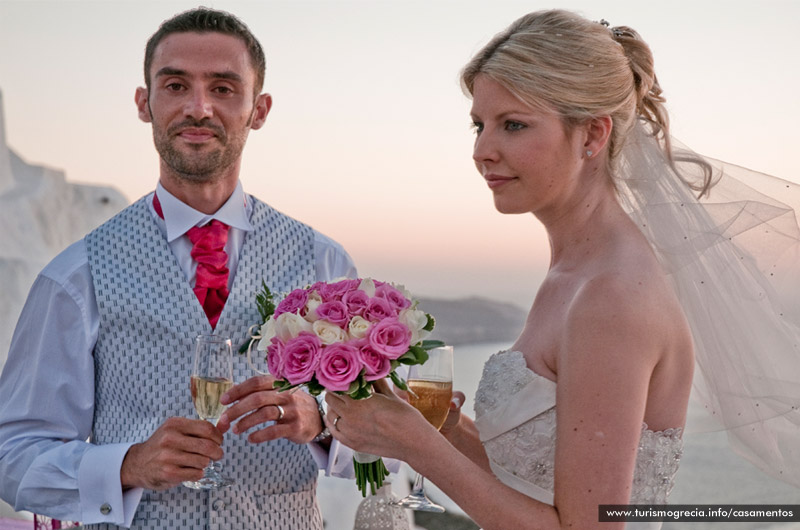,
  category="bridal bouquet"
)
[245,277,441,495]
